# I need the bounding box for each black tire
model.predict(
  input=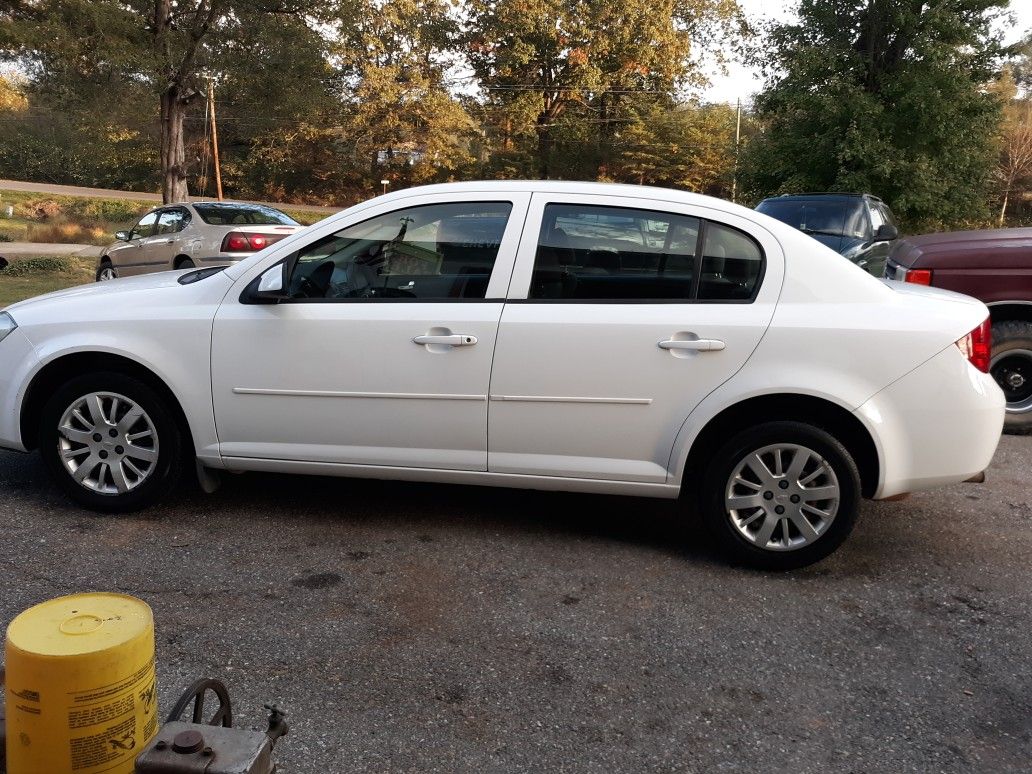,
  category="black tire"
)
[698,421,861,571]
[175,256,196,270]
[990,320,1032,436]
[39,372,183,512]
[96,259,117,282]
